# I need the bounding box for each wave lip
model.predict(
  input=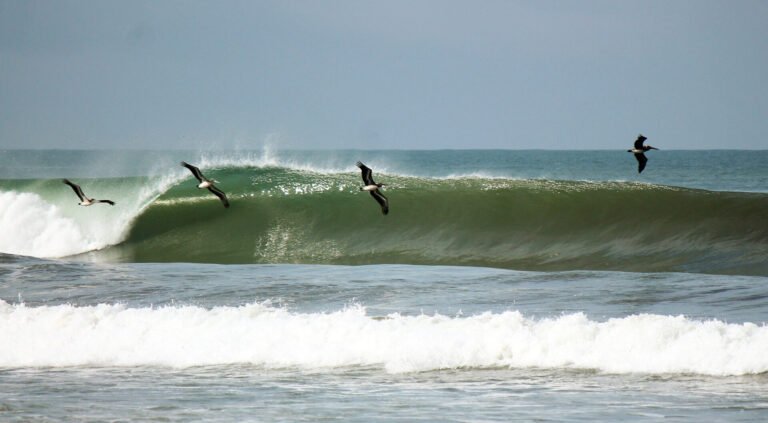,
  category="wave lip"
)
[1,301,766,376]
